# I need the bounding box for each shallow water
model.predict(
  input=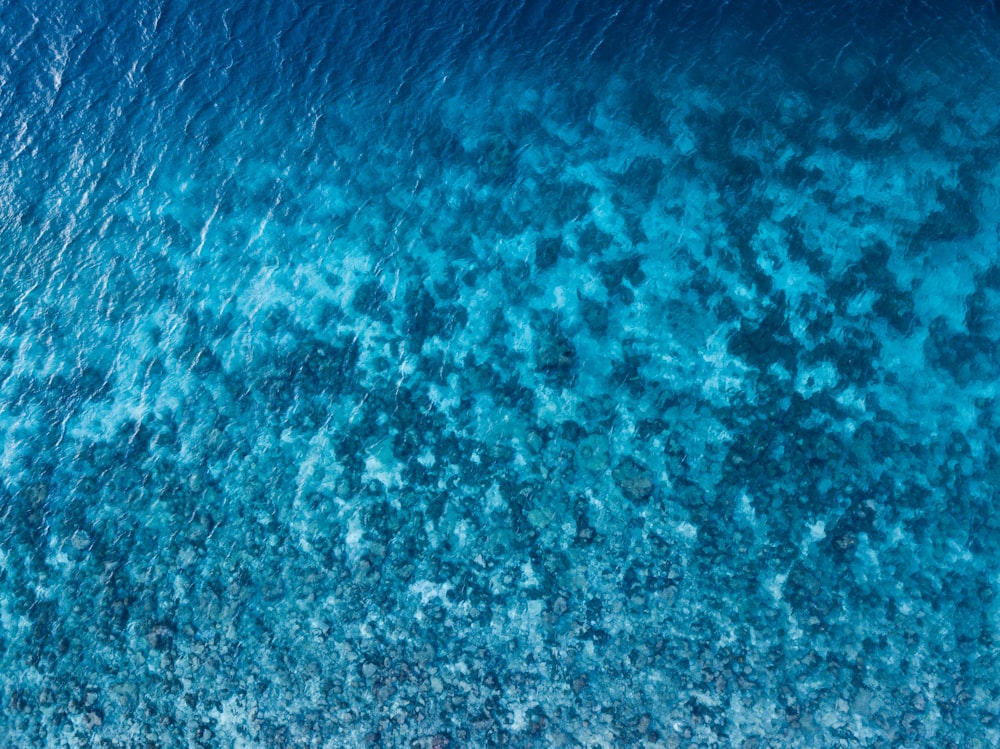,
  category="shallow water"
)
[2,1,1000,746]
